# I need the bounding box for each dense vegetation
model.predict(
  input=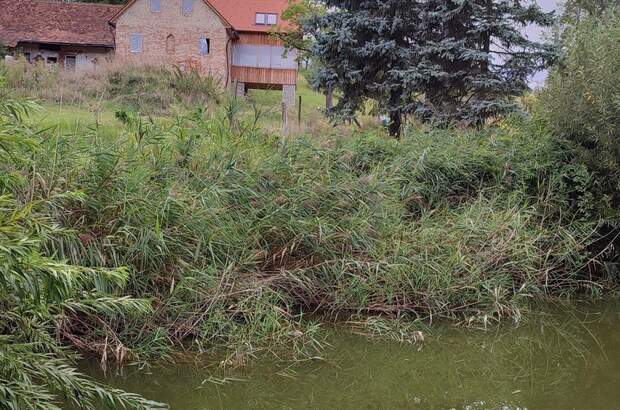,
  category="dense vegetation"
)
[0,78,164,409]
[1,2,619,409]
[302,0,555,135]
[0,68,616,407]
[537,8,620,210]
